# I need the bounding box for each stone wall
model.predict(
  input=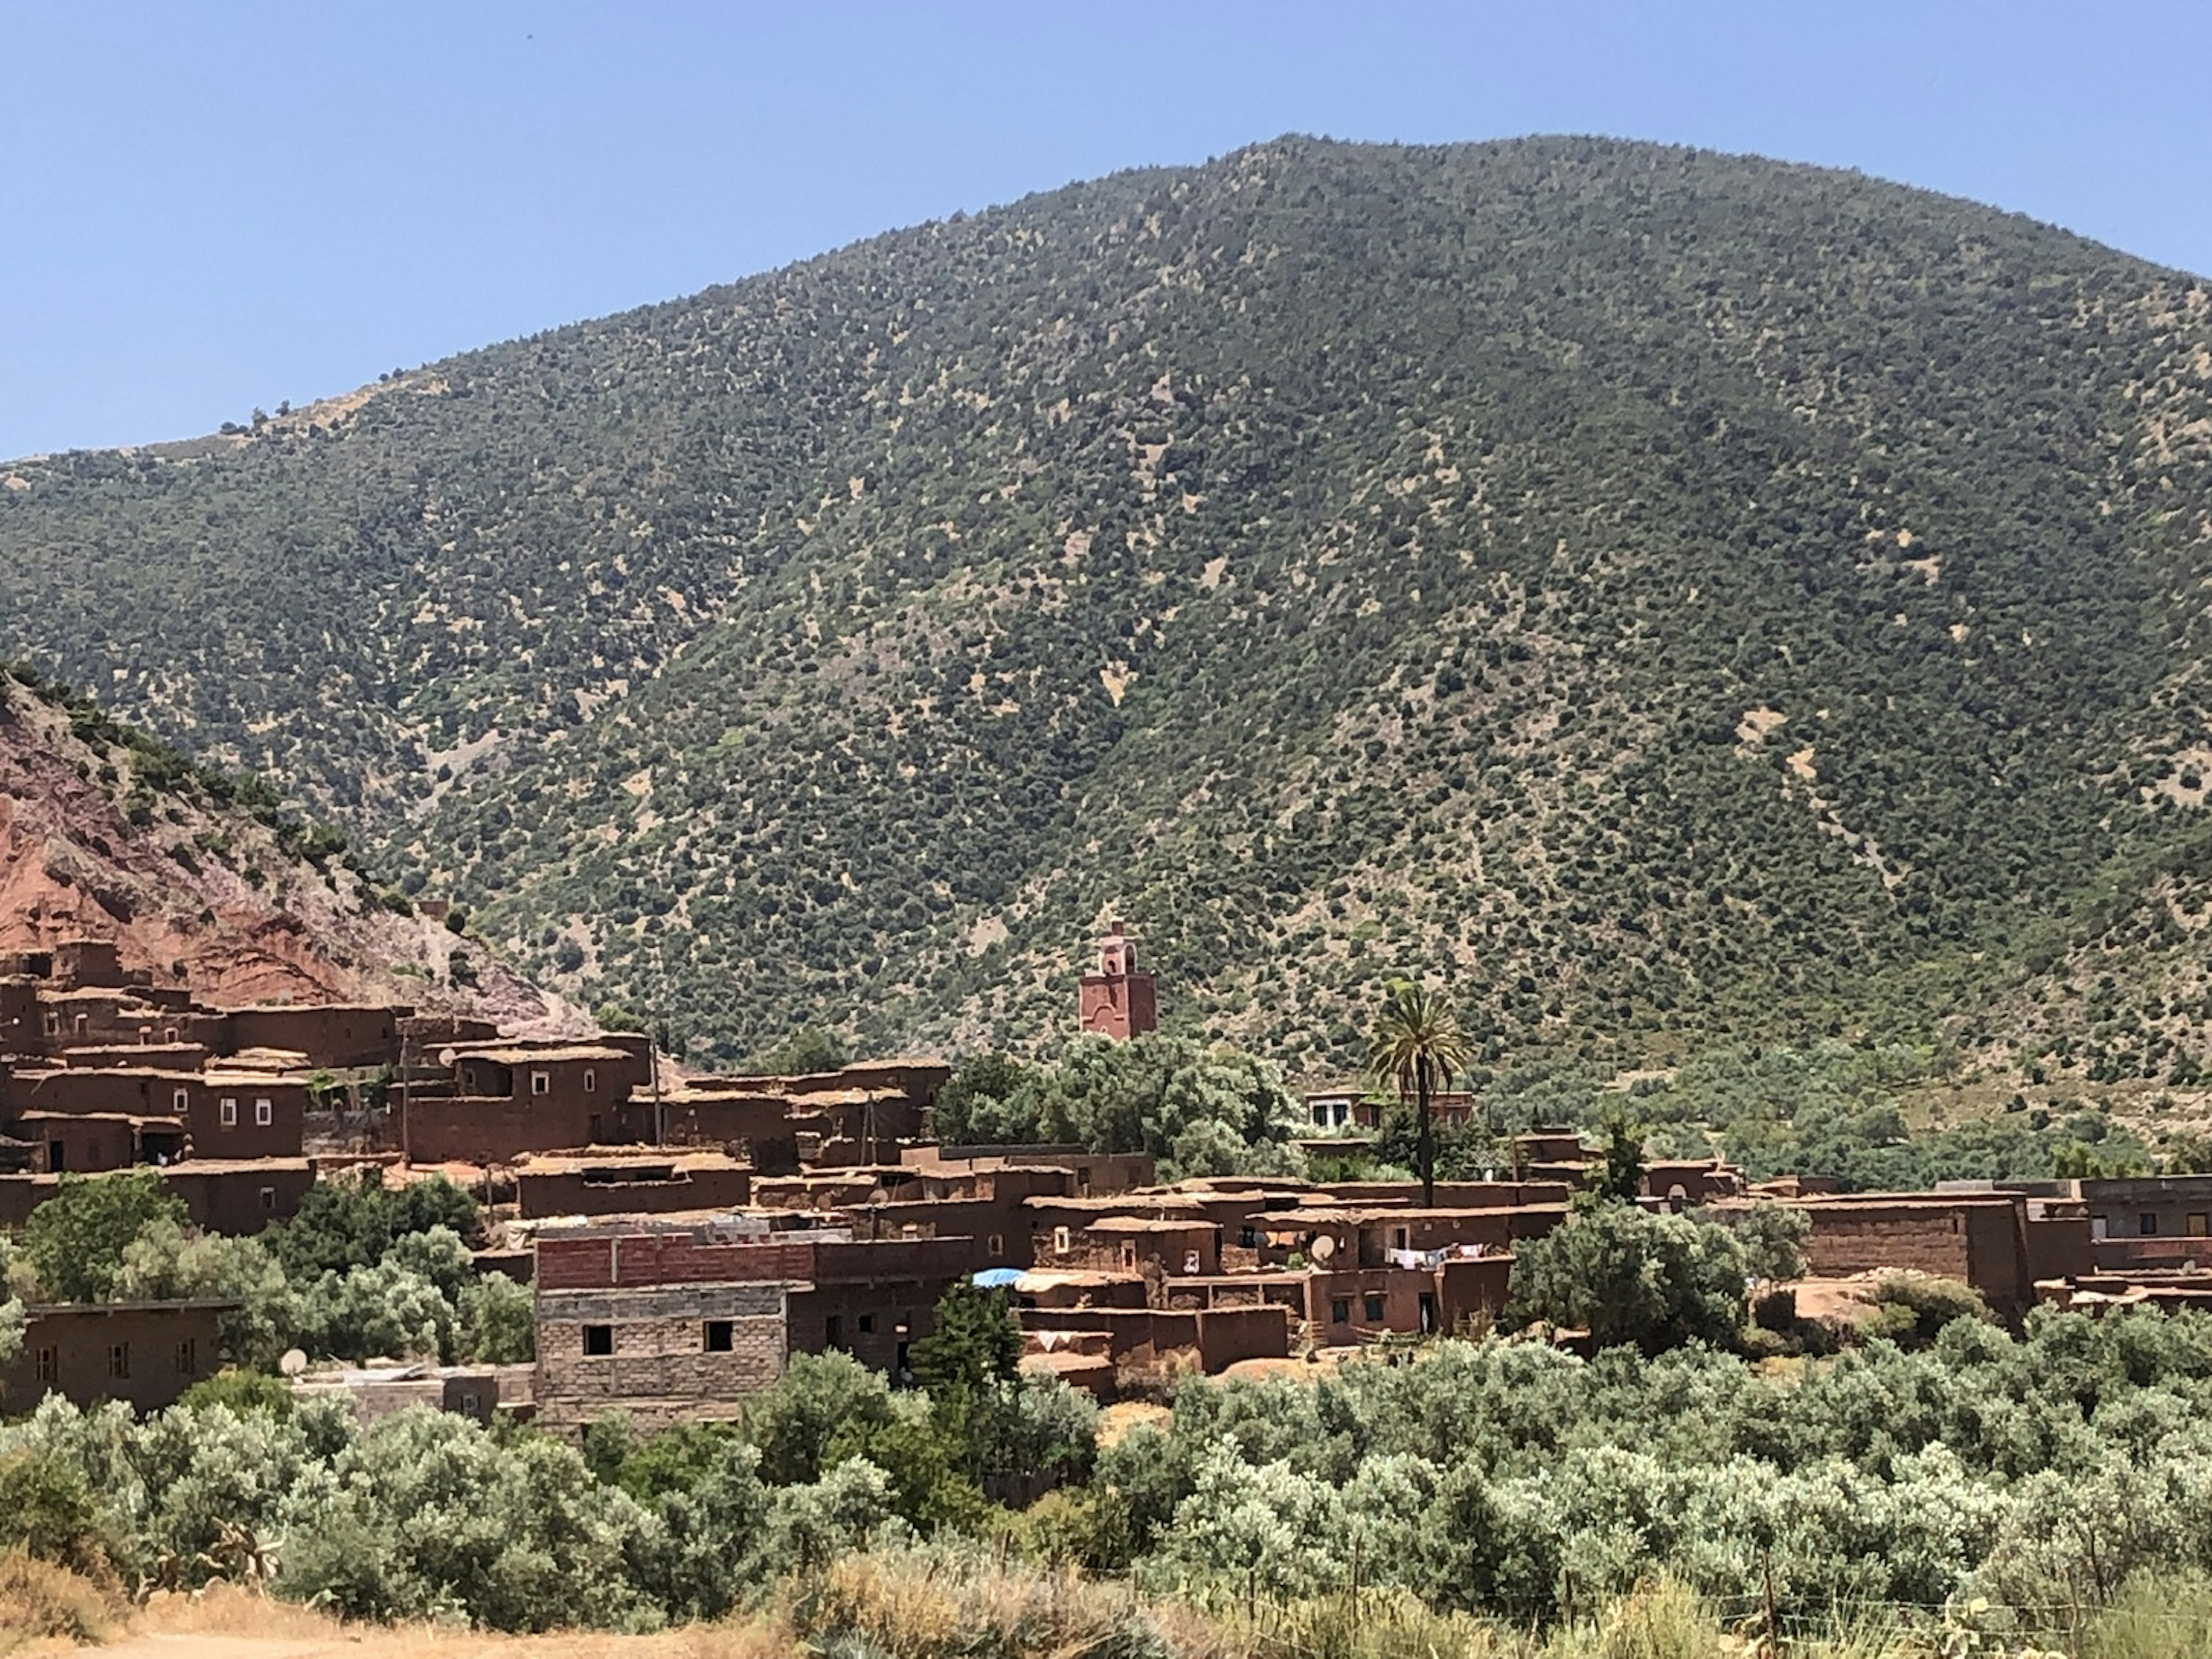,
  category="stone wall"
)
[535,1282,787,1432]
